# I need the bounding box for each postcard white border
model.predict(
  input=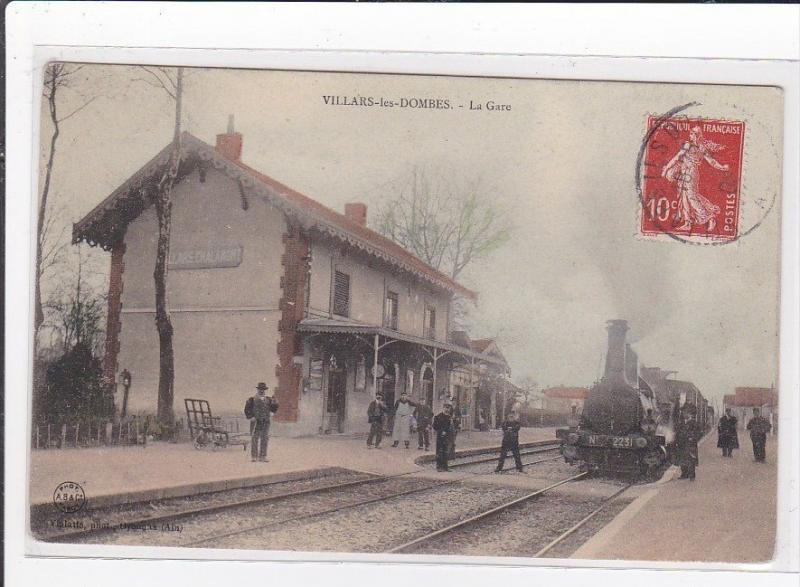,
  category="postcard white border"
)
[6,4,800,587]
